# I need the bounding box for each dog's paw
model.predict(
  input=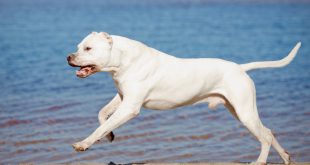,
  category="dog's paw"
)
[282,150,291,165]
[72,141,90,152]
